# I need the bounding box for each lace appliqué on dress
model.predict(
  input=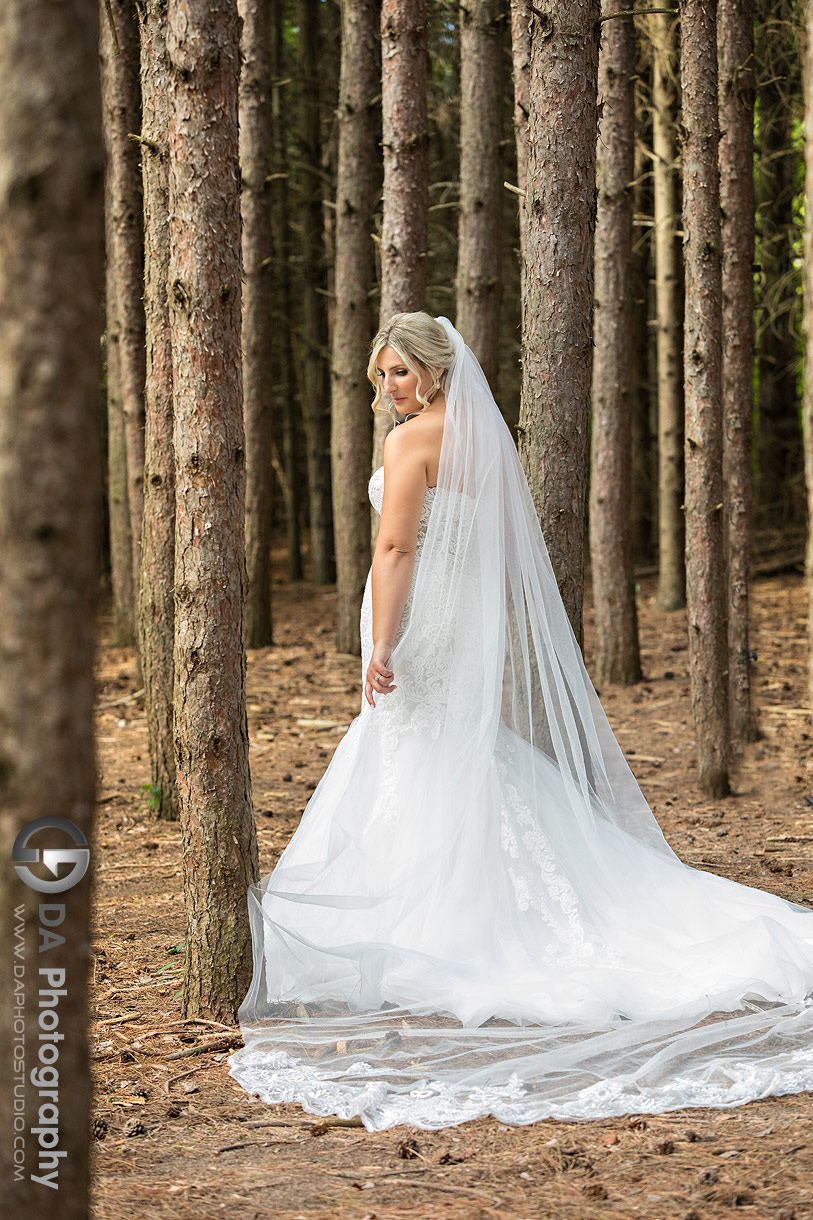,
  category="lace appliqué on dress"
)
[231,1047,532,1130]
[361,468,449,827]
[492,729,624,970]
